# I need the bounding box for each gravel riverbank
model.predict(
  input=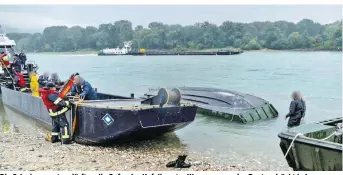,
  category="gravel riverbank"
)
[0,125,271,171]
